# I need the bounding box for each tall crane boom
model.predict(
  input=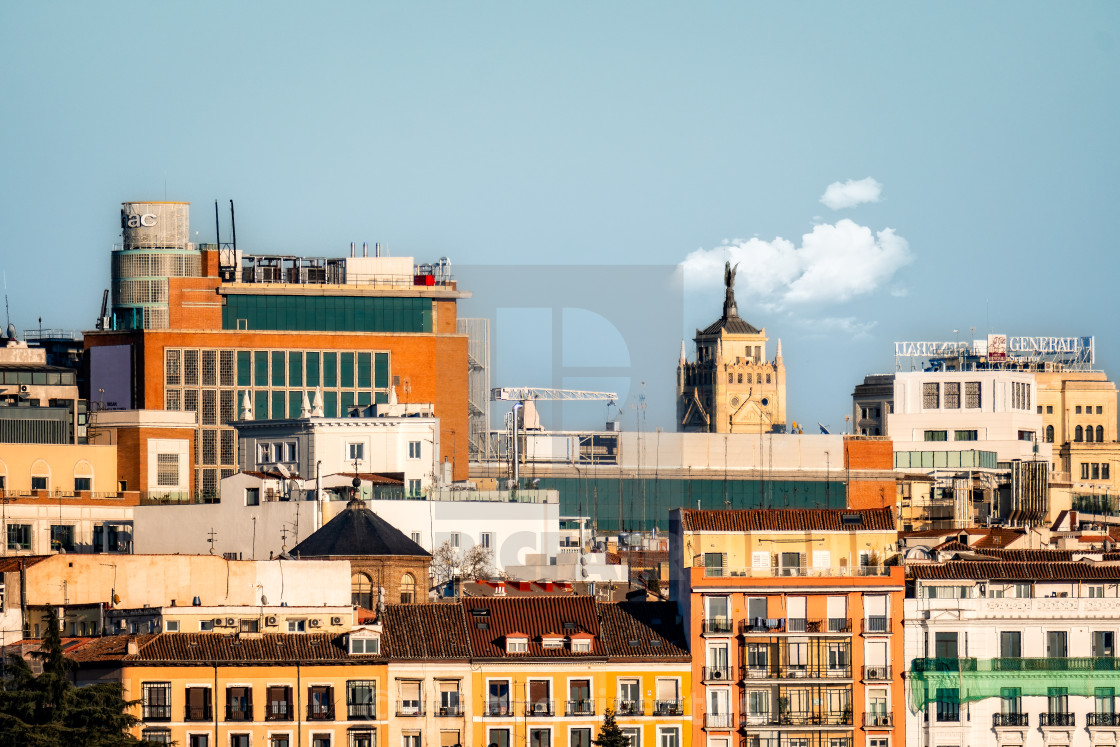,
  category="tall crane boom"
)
[491,387,617,402]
